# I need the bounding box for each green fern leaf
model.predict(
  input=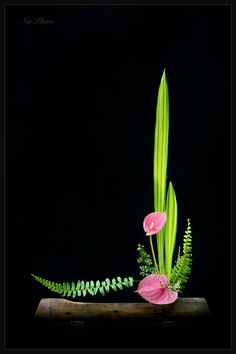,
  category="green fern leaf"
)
[80,281,85,290]
[170,219,192,292]
[104,284,110,292]
[85,281,89,289]
[88,288,94,296]
[105,278,110,285]
[31,274,134,299]
[93,287,98,295]
[128,277,134,286]
[99,287,105,296]
[90,280,95,288]
[96,280,100,287]
[110,284,117,291]
[116,282,123,290]
[123,278,129,287]
[137,243,156,276]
